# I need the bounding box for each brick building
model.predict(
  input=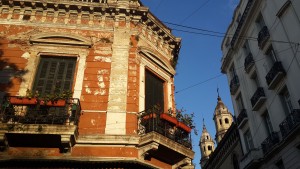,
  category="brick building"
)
[0,0,194,168]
